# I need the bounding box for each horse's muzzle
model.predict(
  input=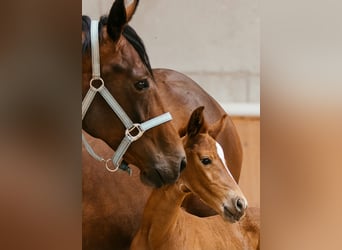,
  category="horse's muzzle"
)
[140,158,186,187]
[140,169,175,188]
[180,157,187,172]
